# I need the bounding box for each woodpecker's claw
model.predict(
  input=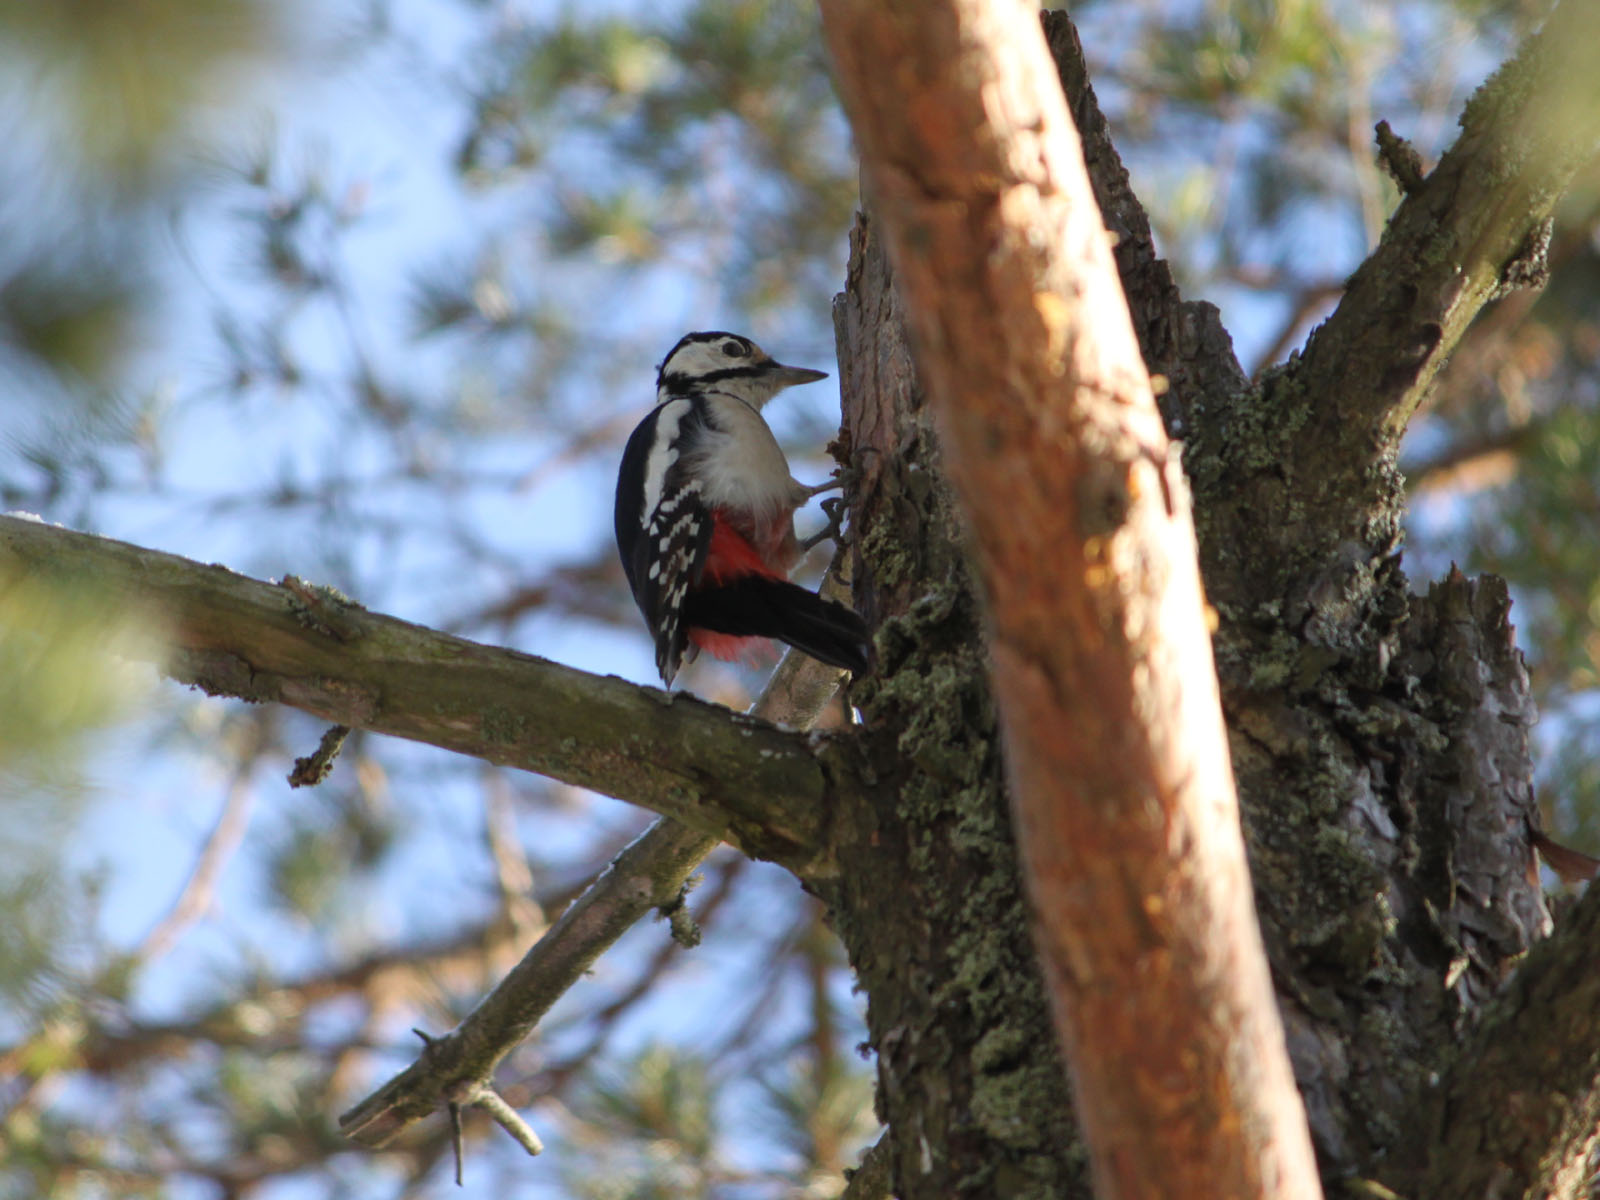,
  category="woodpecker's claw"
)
[800,495,848,553]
